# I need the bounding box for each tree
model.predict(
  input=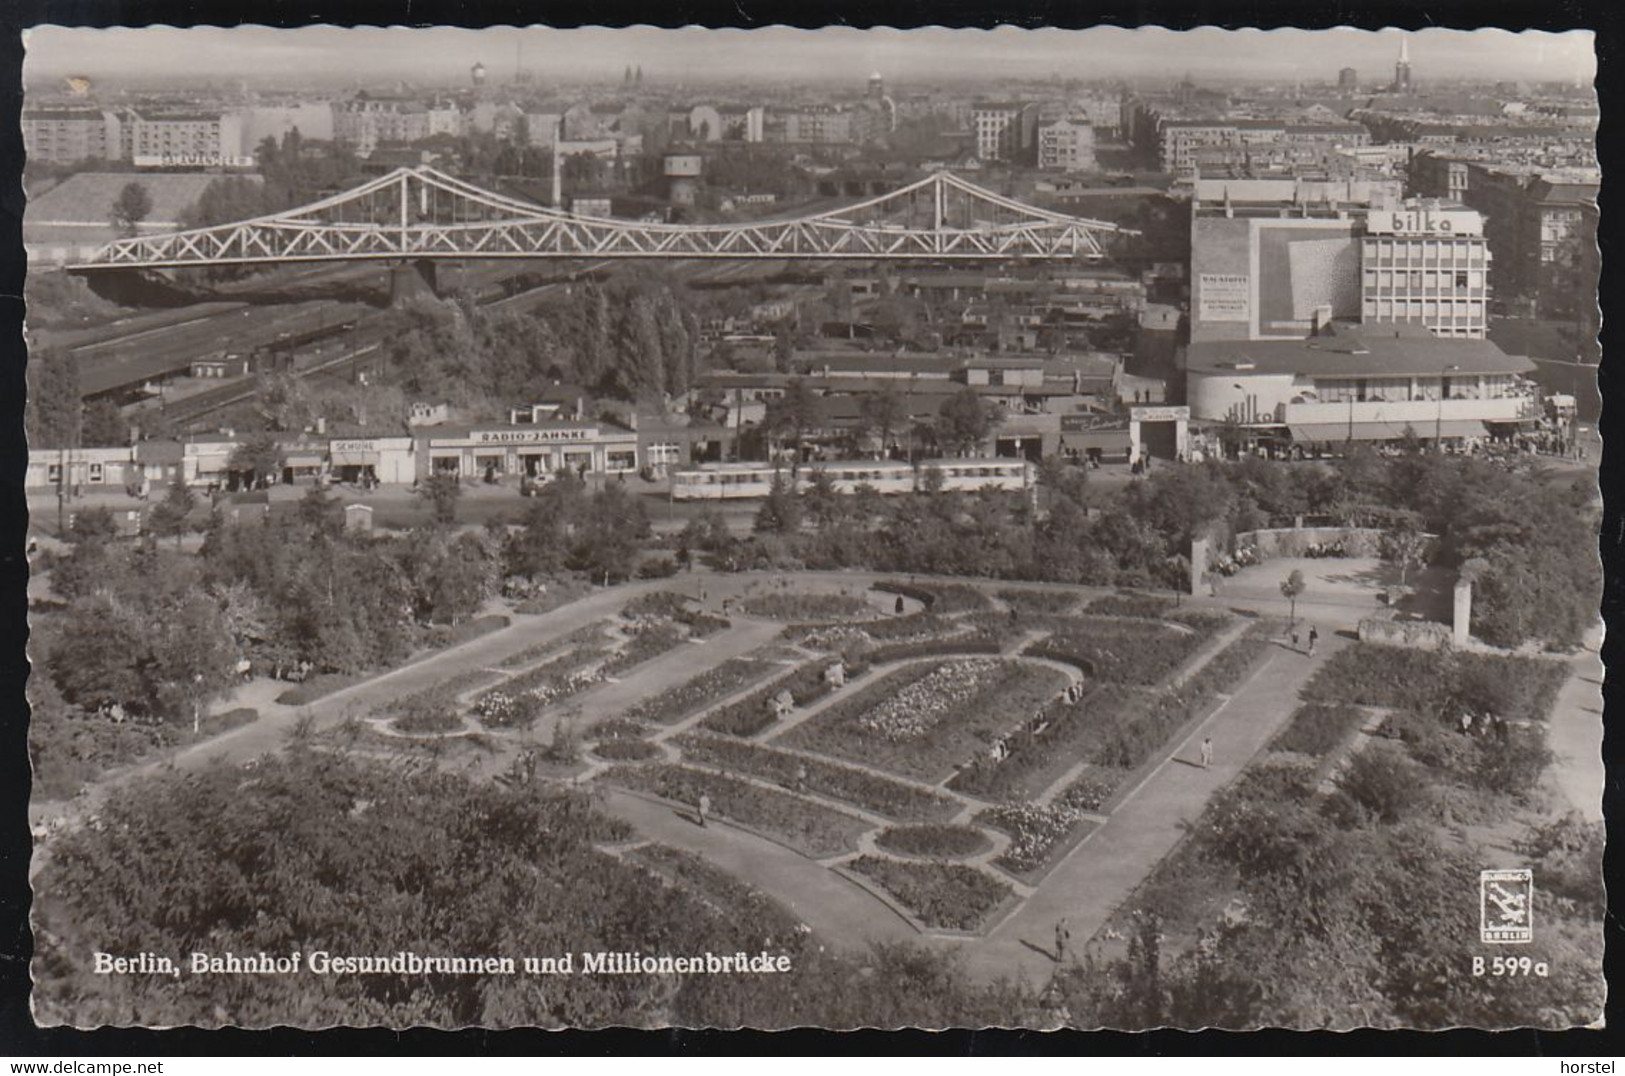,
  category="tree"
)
[754,471,801,535]
[80,398,128,448]
[937,388,1001,457]
[1280,569,1306,626]
[151,592,240,732]
[146,478,196,549]
[26,348,81,450]
[1380,513,1429,588]
[763,379,822,468]
[419,472,462,526]
[110,181,153,238]
[228,433,286,488]
[859,385,909,460]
